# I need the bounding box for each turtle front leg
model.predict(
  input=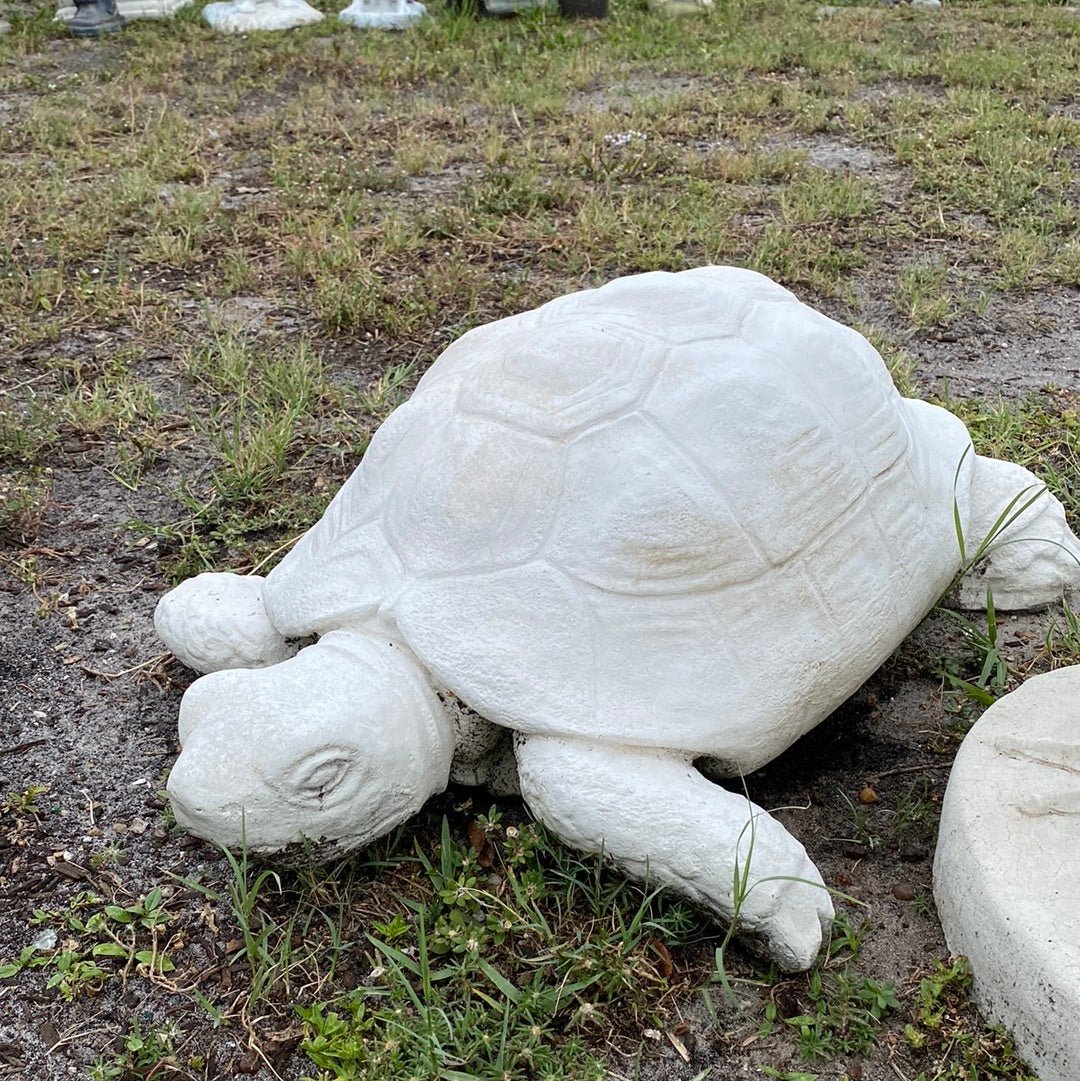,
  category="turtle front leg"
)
[959,456,1080,610]
[515,735,833,972]
[155,572,297,674]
